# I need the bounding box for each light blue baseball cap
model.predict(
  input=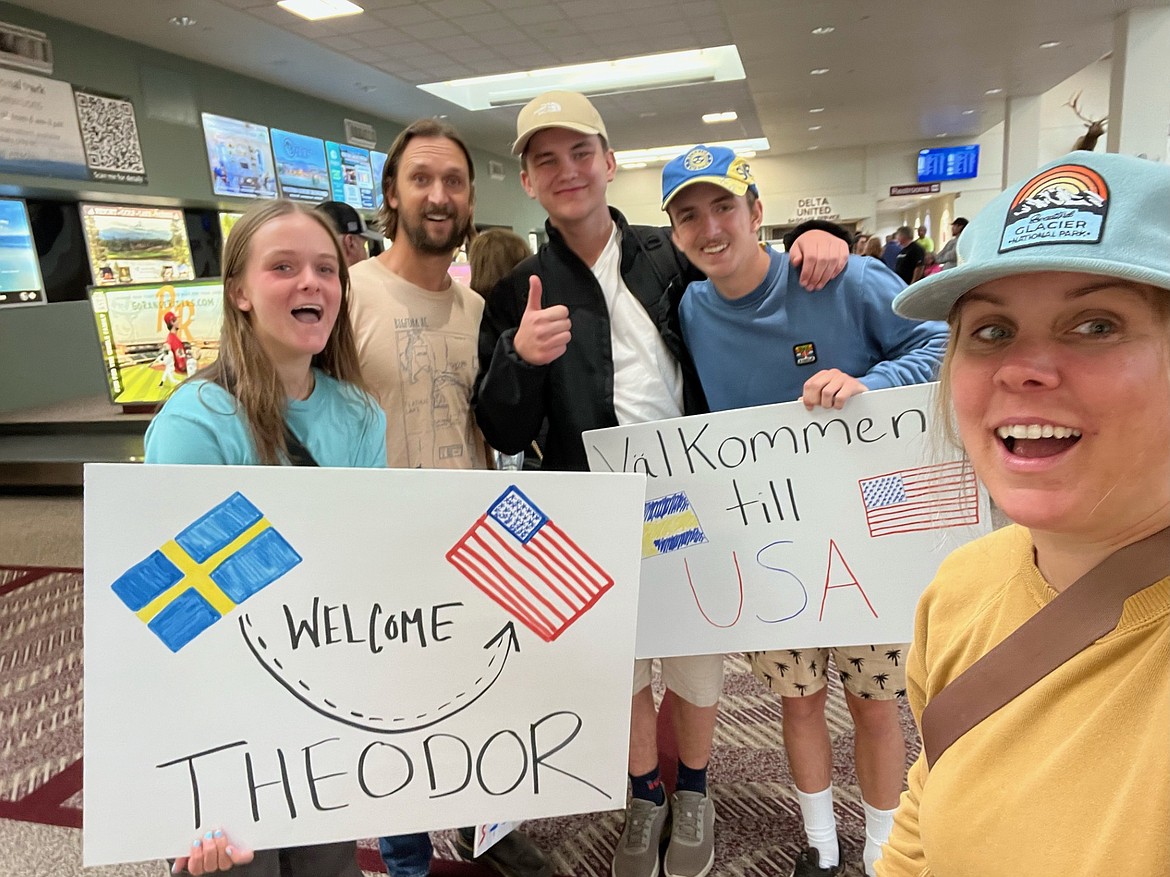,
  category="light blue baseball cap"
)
[893,151,1170,321]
